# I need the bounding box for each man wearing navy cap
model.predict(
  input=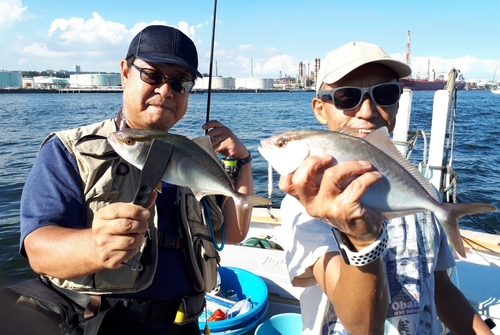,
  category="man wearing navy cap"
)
[0,25,255,334]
